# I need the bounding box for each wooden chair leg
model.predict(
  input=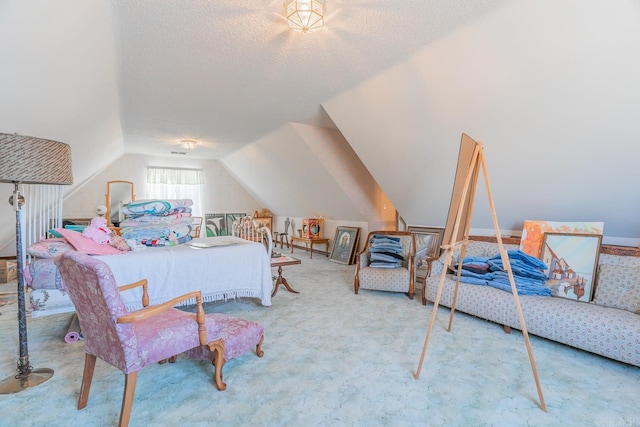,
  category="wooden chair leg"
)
[256,334,265,357]
[206,339,226,391]
[119,371,138,427]
[78,353,96,410]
